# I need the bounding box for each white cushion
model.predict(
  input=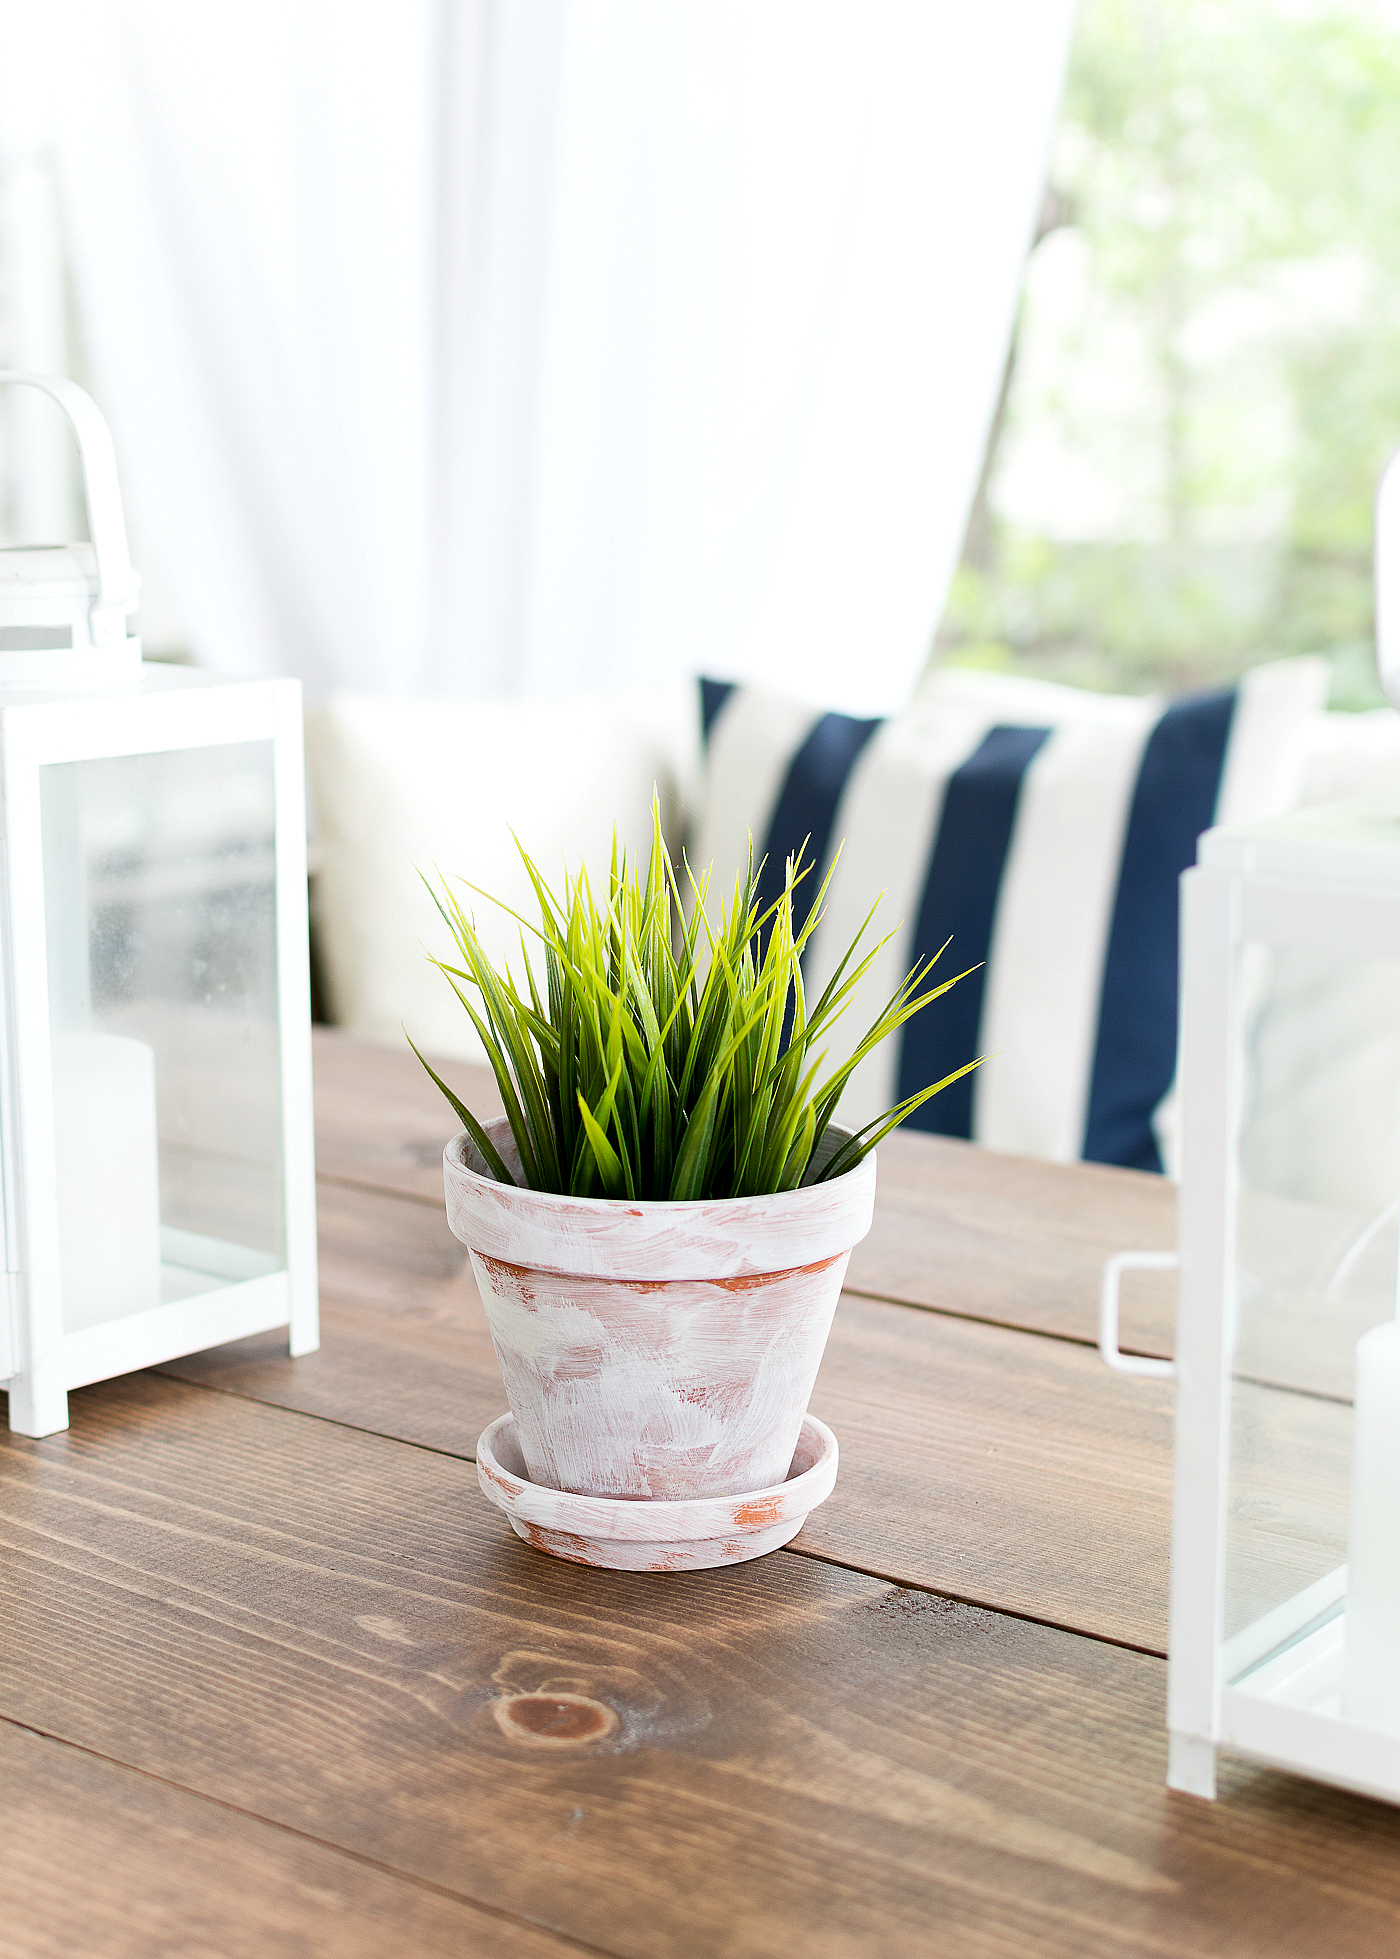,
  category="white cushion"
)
[306,690,698,1062]
[1296,704,1400,807]
[1239,703,1400,1214]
